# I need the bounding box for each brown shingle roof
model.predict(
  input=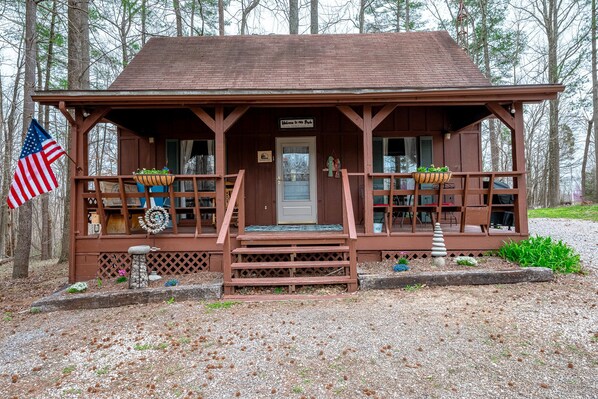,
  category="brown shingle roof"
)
[110,32,490,91]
